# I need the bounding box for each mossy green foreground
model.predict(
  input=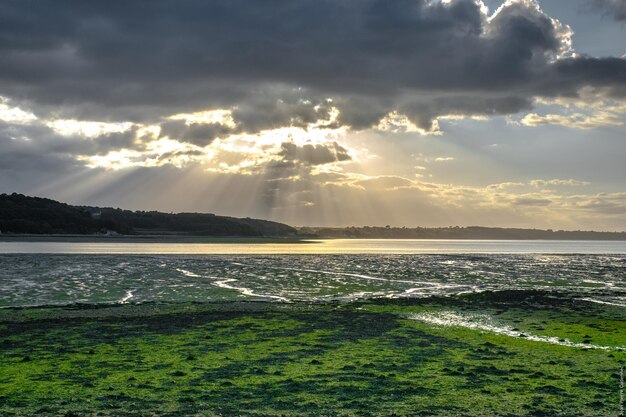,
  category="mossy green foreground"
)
[1,291,624,416]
